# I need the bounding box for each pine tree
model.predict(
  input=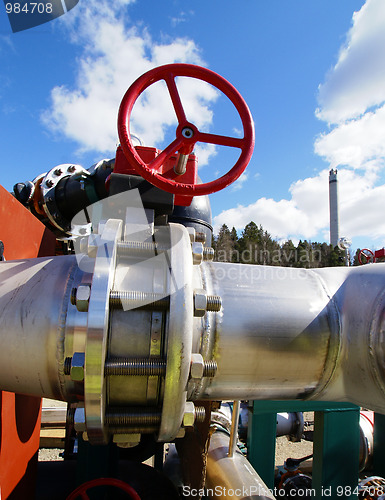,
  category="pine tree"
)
[213,221,350,268]
[215,224,234,262]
